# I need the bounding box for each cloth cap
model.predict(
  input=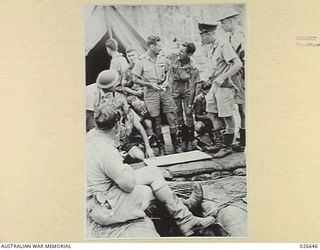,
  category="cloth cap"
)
[198,22,219,34]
